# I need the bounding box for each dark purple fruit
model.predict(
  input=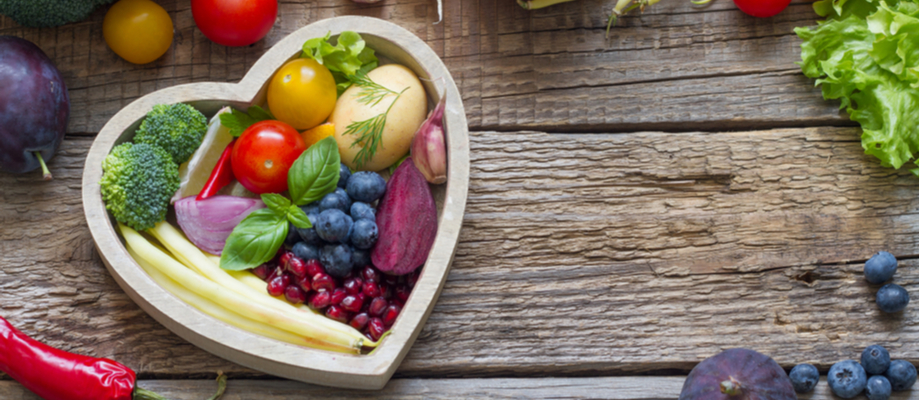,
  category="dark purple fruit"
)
[679,348,796,400]
[0,36,69,179]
